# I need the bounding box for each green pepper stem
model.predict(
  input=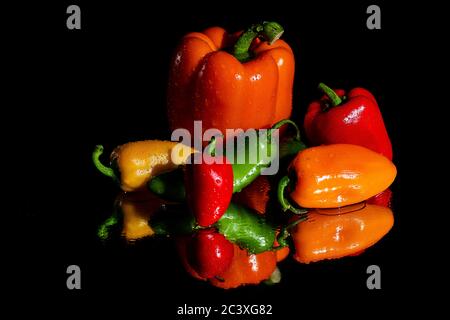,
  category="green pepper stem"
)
[277,176,308,215]
[318,82,342,107]
[269,119,301,141]
[233,21,284,62]
[92,145,118,182]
